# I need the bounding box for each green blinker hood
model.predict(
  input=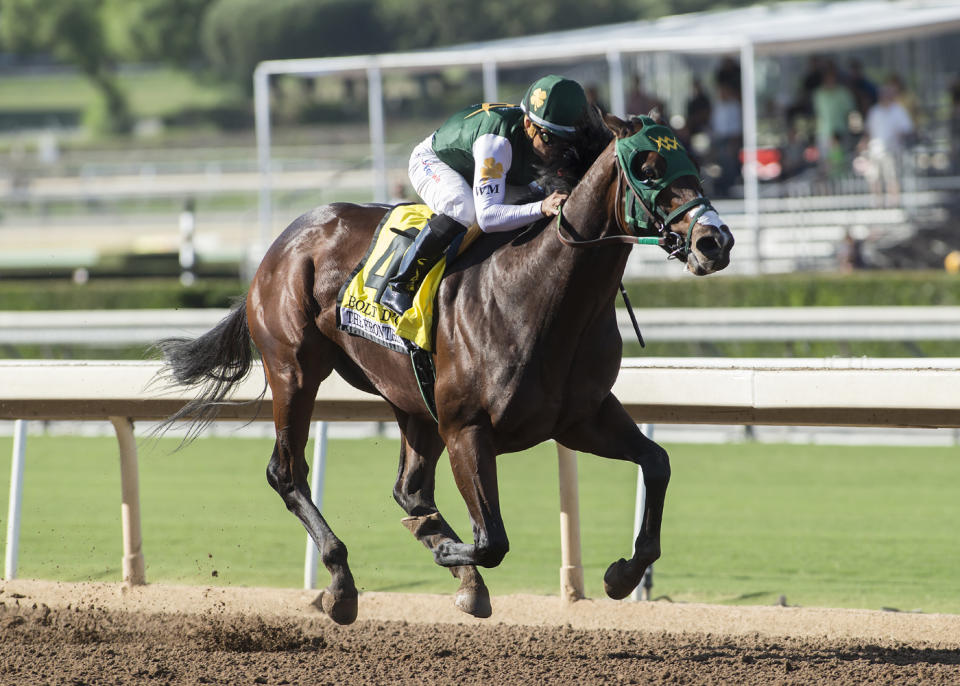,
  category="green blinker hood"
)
[614,116,706,238]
